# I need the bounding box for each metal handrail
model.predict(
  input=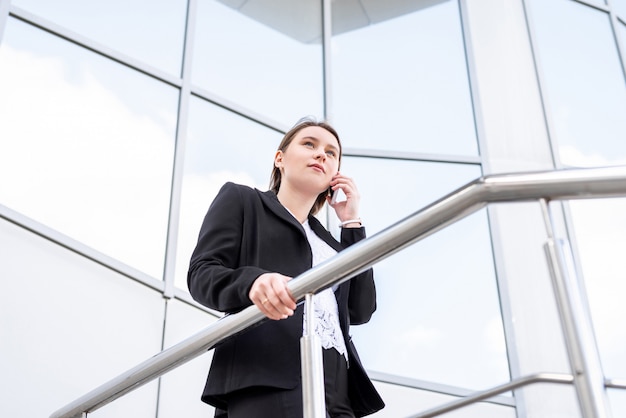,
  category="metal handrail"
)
[405,374,626,418]
[50,165,626,418]
[408,373,575,418]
